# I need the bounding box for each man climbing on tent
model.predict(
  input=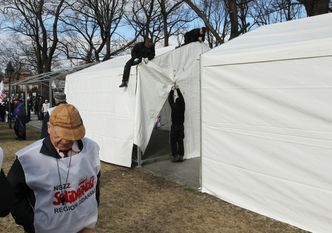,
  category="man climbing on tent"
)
[119,38,155,88]
[168,85,185,162]
[184,27,206,45]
